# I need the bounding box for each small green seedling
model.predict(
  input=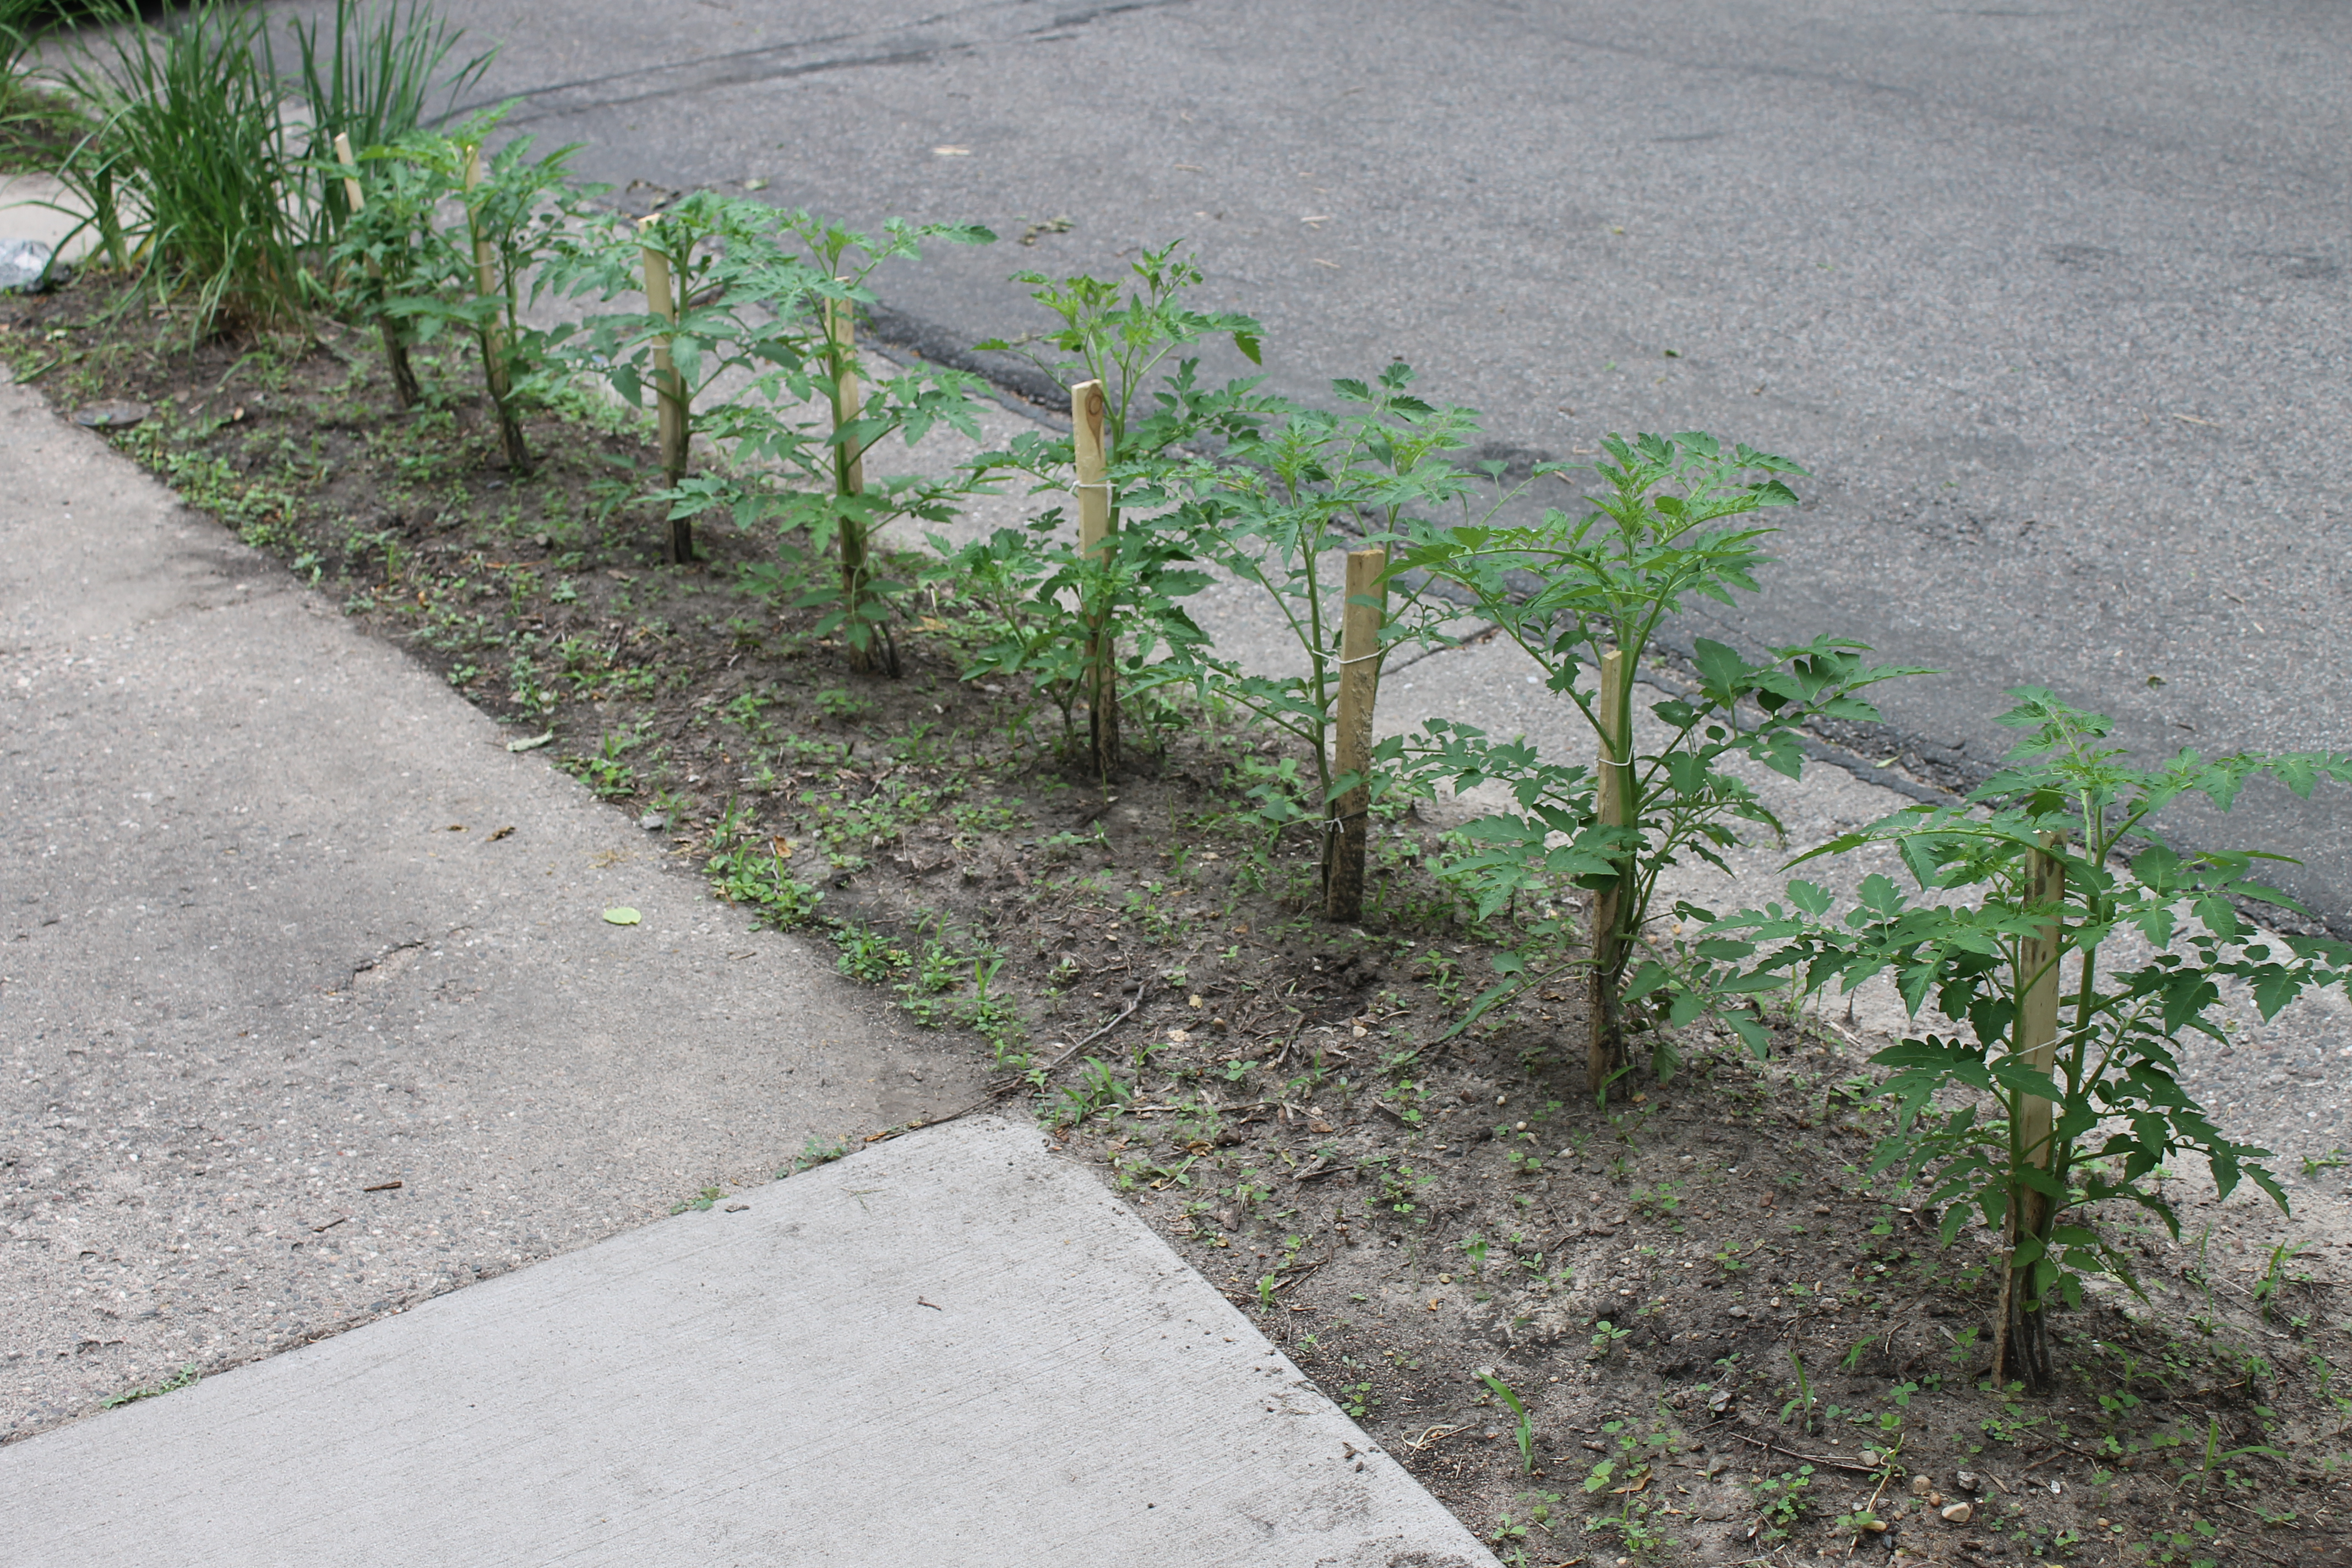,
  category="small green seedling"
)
[1781,1350,1817,1435]
[787,1137,847,1174]
[1480,1372,1538,1473]
[669,1185,725,1213]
